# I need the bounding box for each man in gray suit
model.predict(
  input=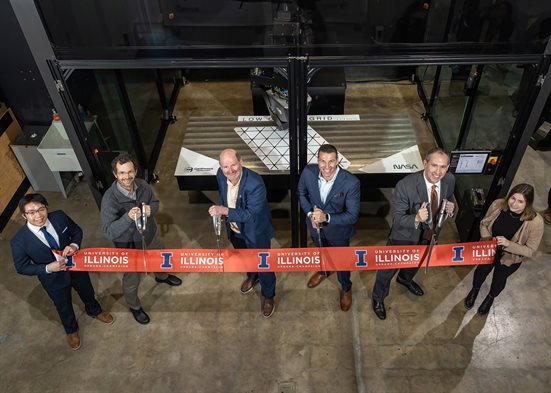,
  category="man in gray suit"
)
[372,148,456,320]
[101,154,182,325]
